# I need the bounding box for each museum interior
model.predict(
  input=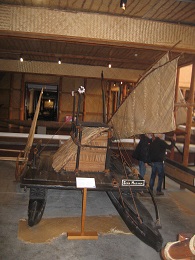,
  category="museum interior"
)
[0,1,195,259]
